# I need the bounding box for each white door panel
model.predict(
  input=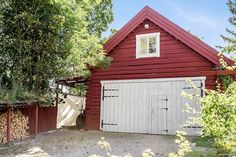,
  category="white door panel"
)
[101,83,119,131]
[100,77,205,135]
[151,95,168,134]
